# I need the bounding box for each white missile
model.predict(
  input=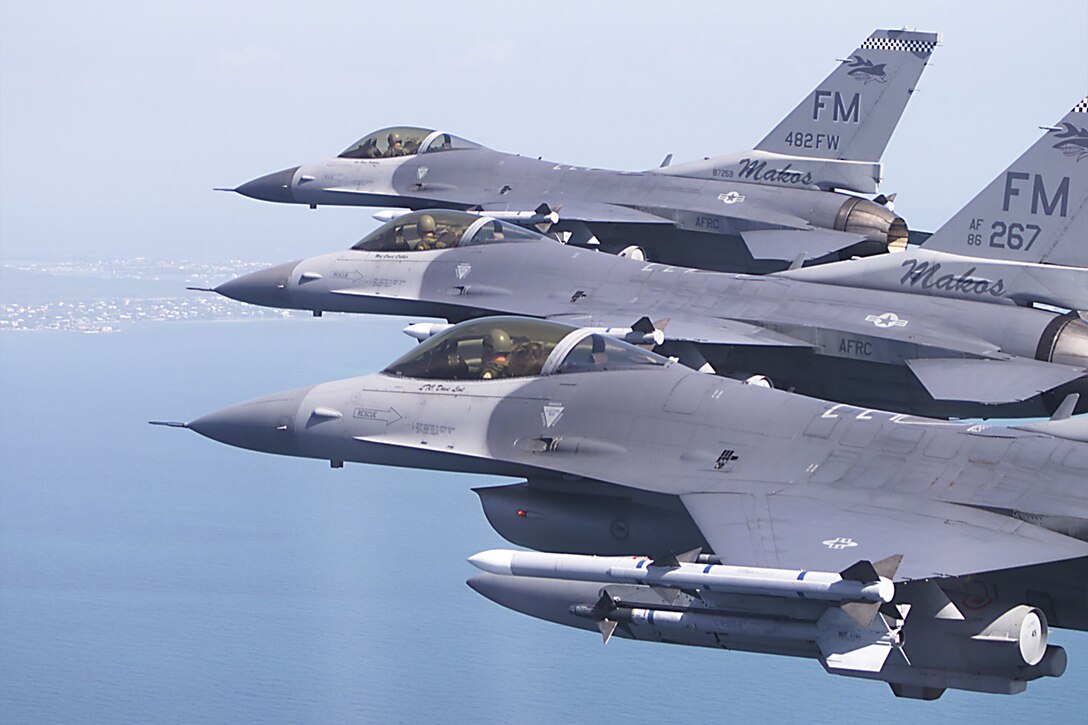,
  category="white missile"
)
[403,321,454,341]
[468,549,895,604]
[583,326,666,347]
[372,209,413,223]
[465,208,560,226]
